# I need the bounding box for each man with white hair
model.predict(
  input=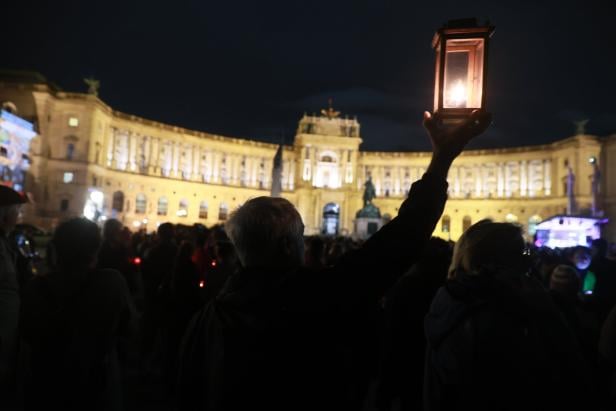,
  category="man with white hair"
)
[177,111,491,411]
[0,185,27,396]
